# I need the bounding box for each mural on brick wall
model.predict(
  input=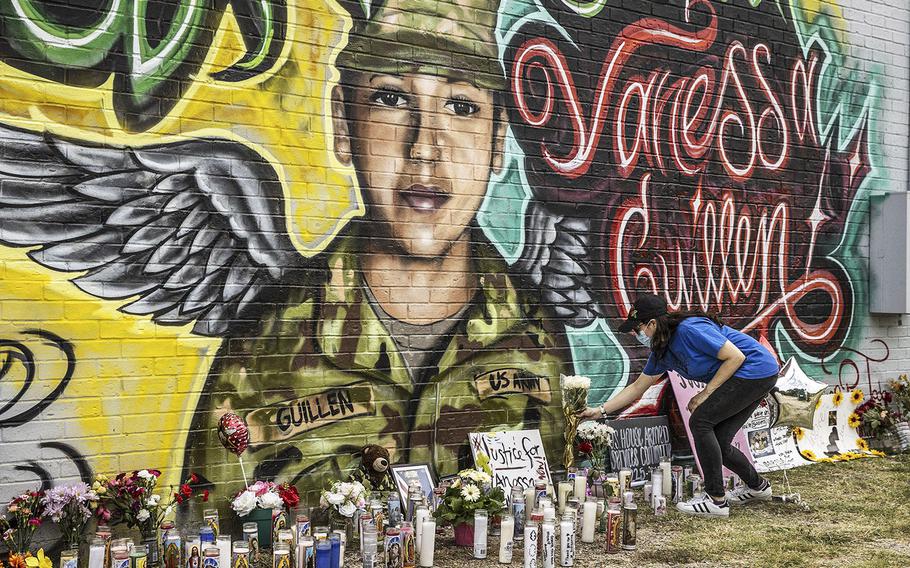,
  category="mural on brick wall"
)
[0,0,882,508]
